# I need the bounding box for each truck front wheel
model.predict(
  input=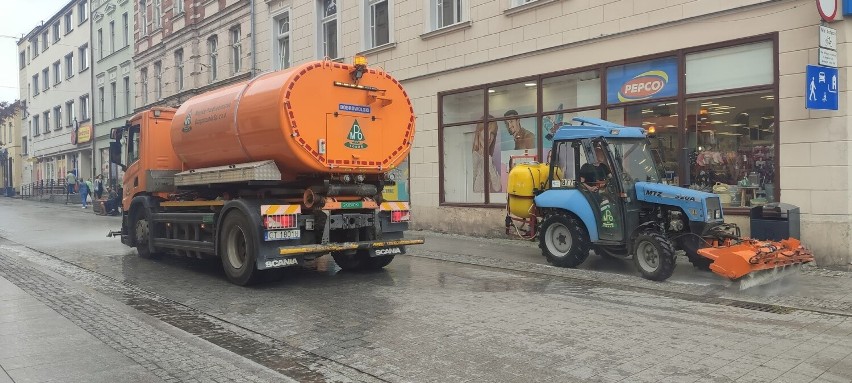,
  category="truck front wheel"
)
[539,212,589,268]
[133,209,160,259]
[220,211,260,285]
